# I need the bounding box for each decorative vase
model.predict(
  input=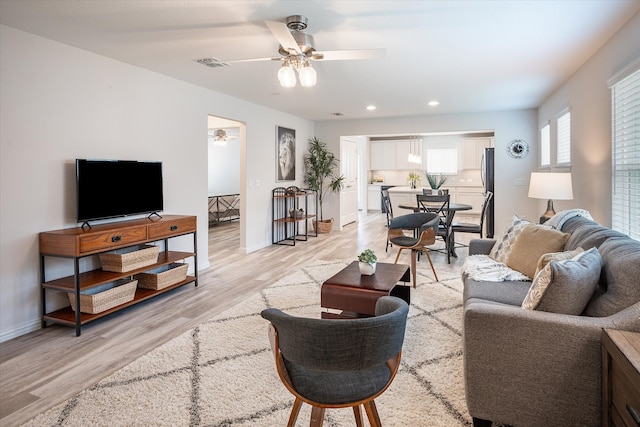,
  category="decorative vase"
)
[359,261,376,275]
[431,188,439,195]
